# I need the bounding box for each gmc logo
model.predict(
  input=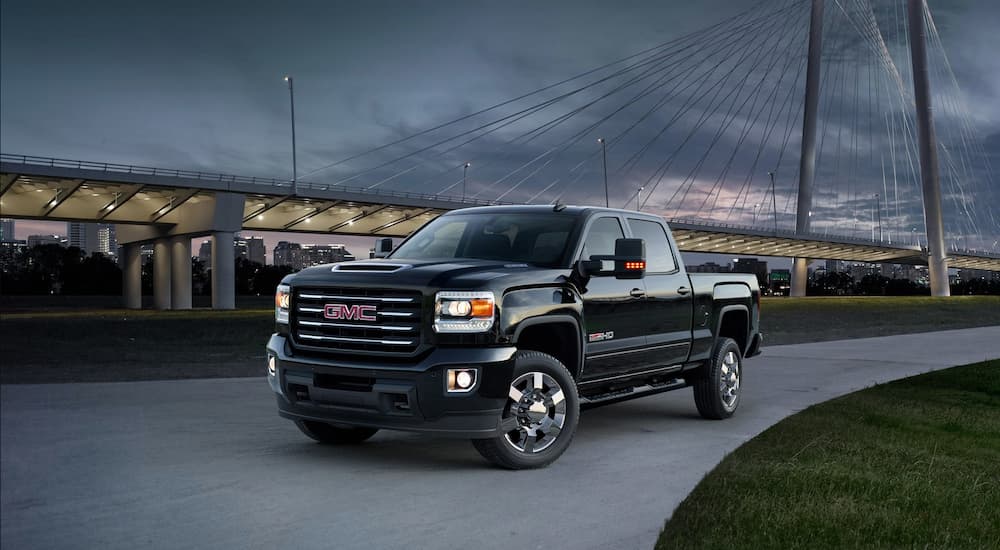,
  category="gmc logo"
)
[324,303,377,322]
